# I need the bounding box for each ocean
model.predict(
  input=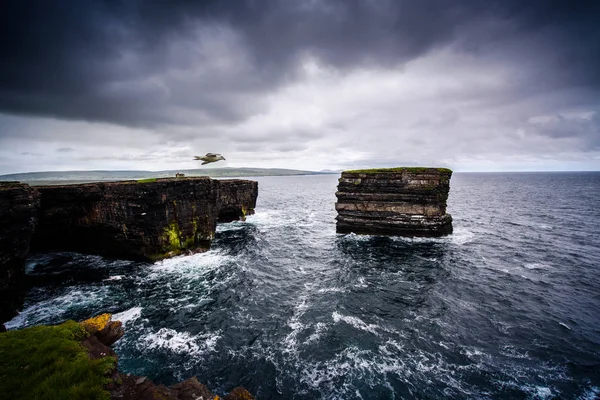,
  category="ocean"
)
[6,172,600,399]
